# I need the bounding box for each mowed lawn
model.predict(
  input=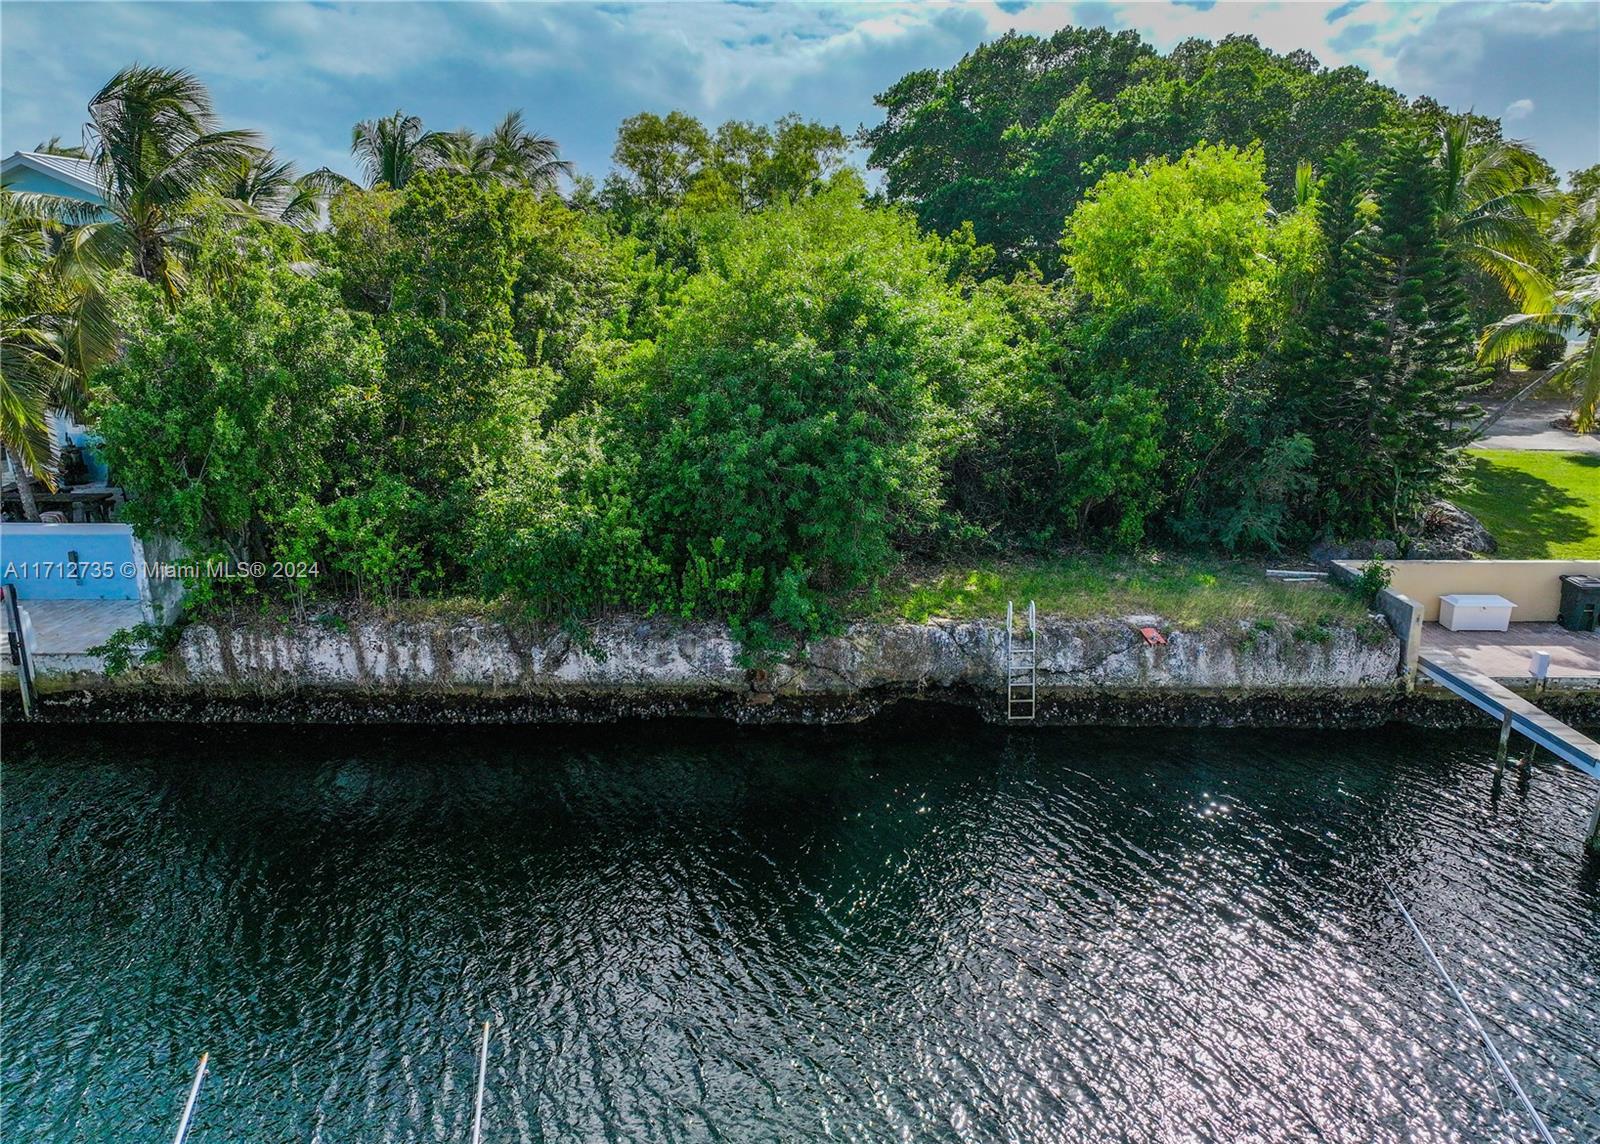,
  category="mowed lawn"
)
[1456,450,1600,558]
